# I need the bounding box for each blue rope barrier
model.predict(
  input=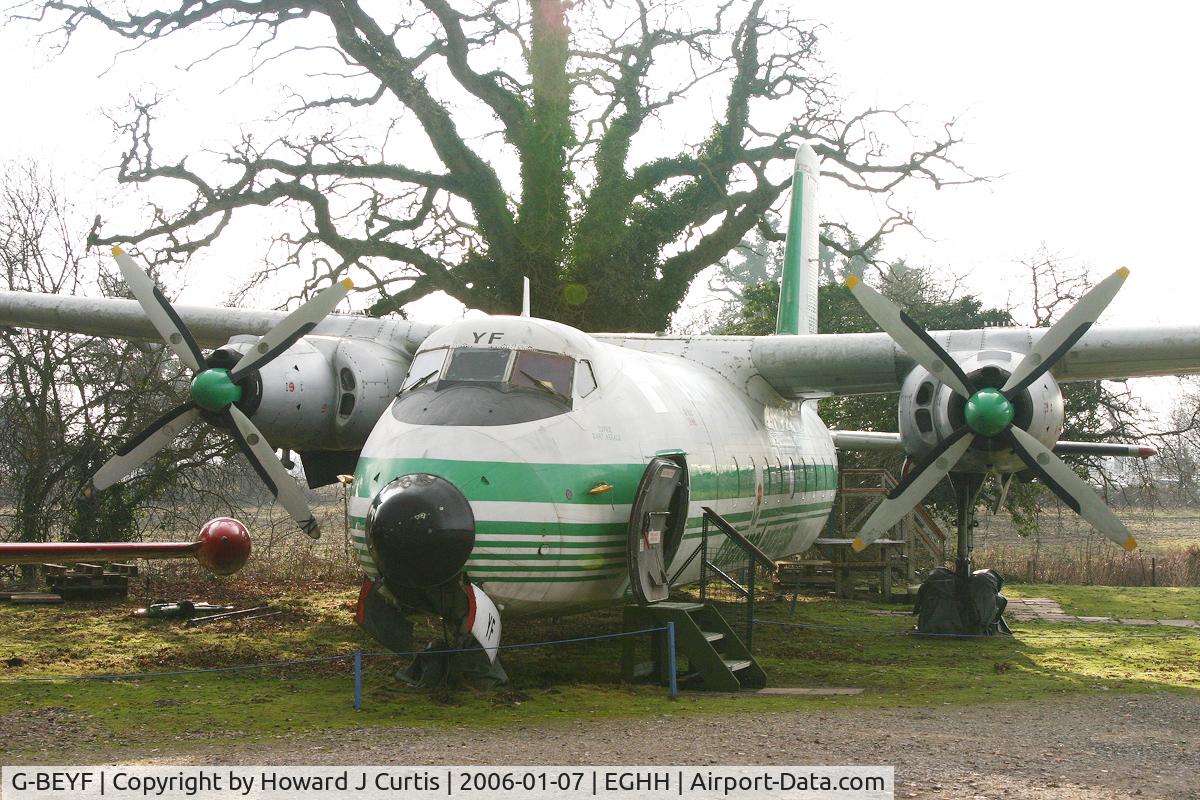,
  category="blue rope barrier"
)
[361,625,668,660]
[0,627,669,683]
